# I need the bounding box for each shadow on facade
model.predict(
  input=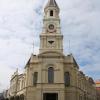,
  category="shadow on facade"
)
[2,94,24,100]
